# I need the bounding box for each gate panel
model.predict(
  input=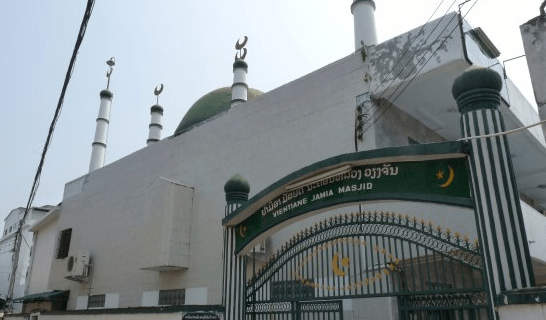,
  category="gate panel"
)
[245,211,491,320]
